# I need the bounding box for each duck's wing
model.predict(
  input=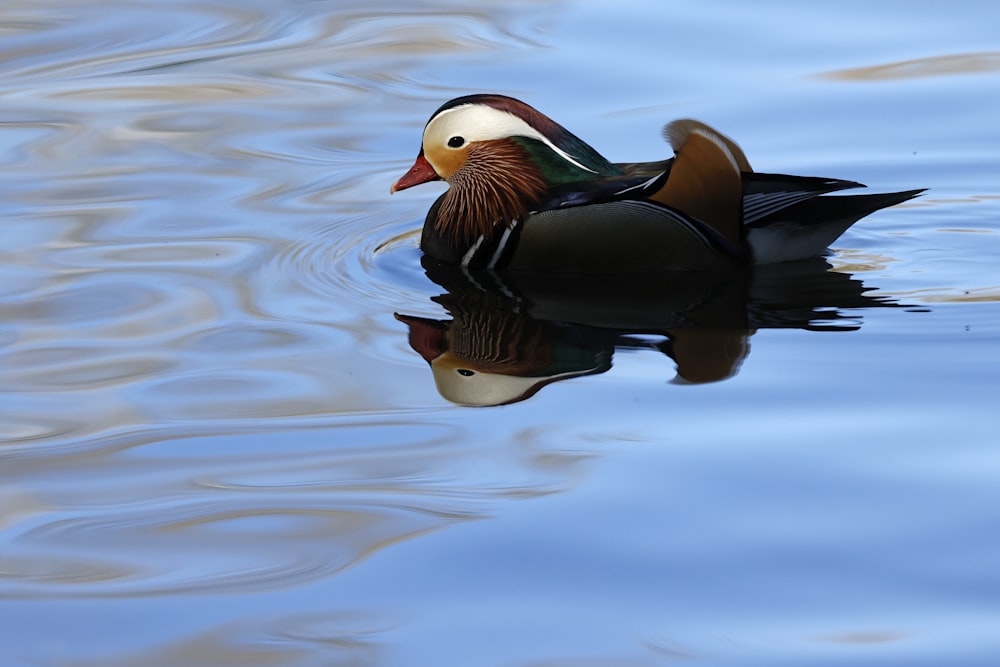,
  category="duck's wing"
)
[533,166,672,211]
[522,121,750,271]
[616,158,675,178]
[647,124,745,248]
